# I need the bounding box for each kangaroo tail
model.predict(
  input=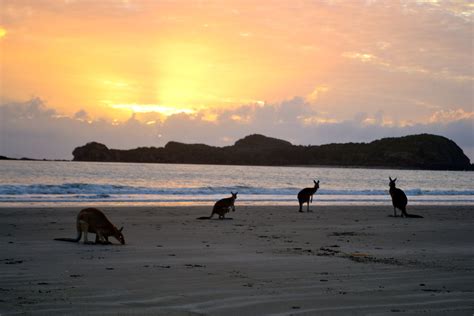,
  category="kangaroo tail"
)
[197,209,215,220]
[54,237,80,242]
[54,230,82,242]
[405,214,424,218]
